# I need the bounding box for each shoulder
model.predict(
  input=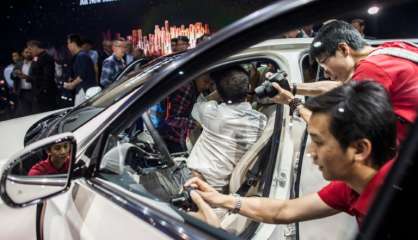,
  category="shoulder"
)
[28,159,50,176]
[317,181,354,211]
